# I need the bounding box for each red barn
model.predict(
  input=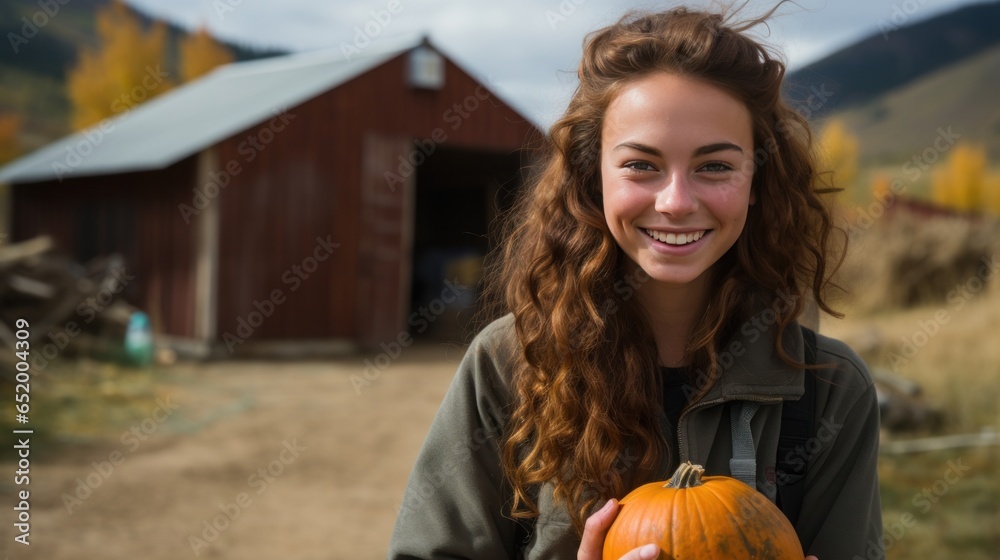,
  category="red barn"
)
[0,38,542,356]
